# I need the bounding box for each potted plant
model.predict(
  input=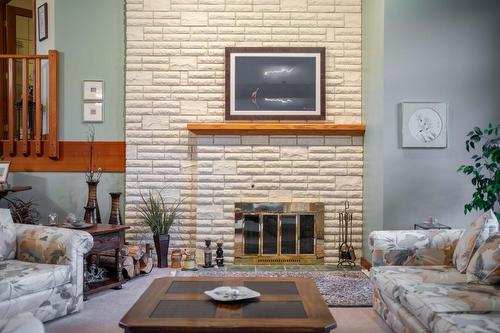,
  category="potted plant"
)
[137,190,182,268]
[458,123,499,219]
